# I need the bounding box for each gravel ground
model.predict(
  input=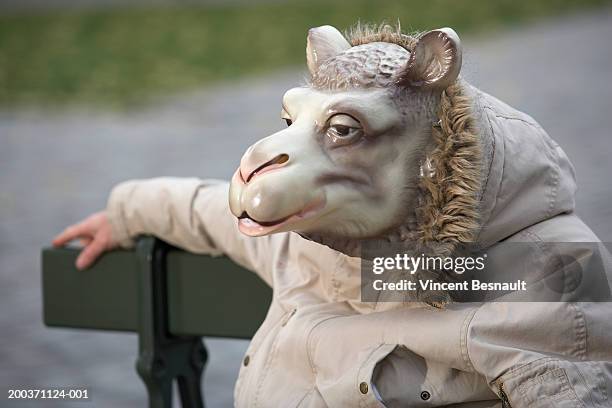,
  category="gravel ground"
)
[1,9,611,407]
